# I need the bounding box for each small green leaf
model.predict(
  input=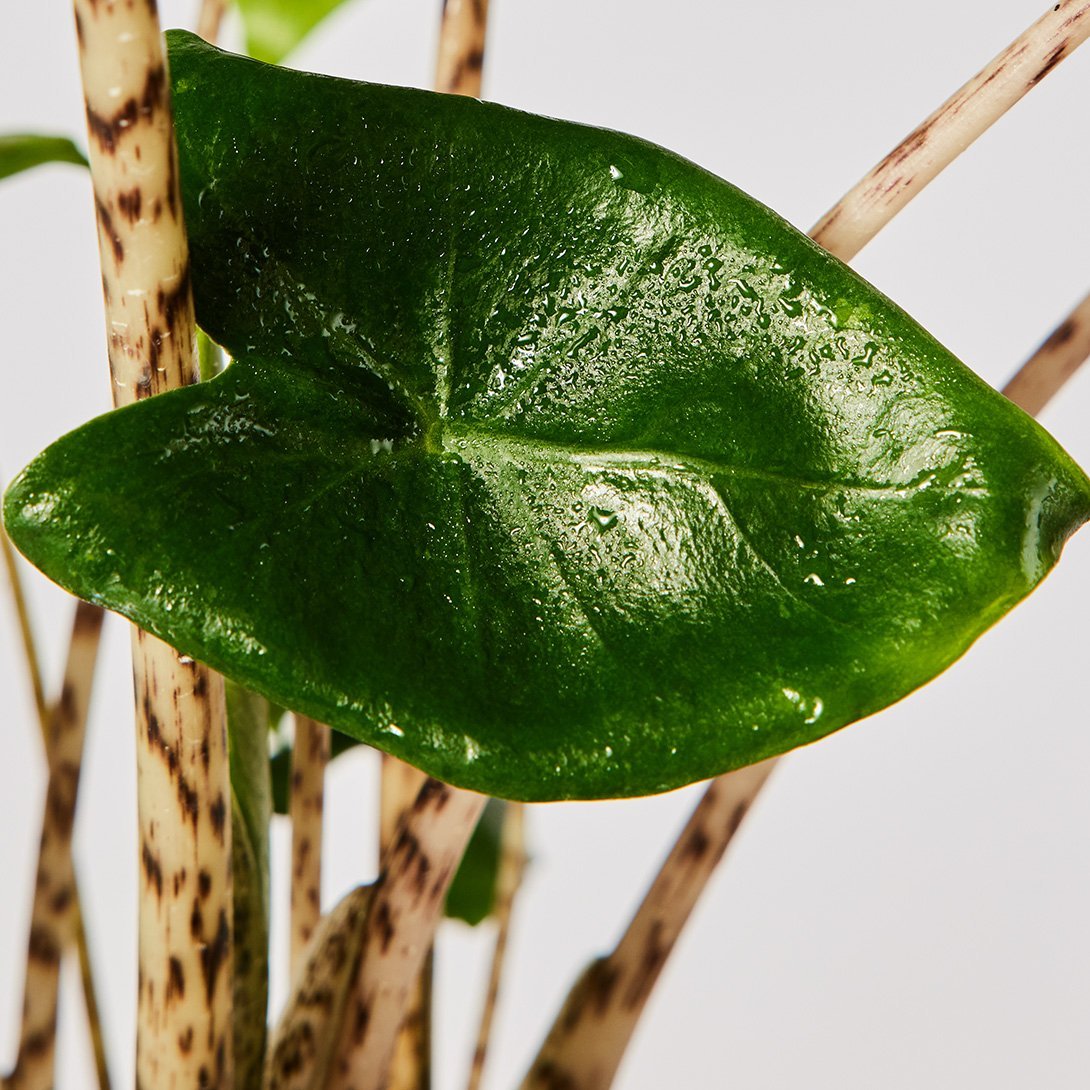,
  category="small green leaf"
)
[446,797,506,926]
[6,35,1090,800]
[235,0,359,64]
[0,134,86,182]
[225,680,272,1090]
